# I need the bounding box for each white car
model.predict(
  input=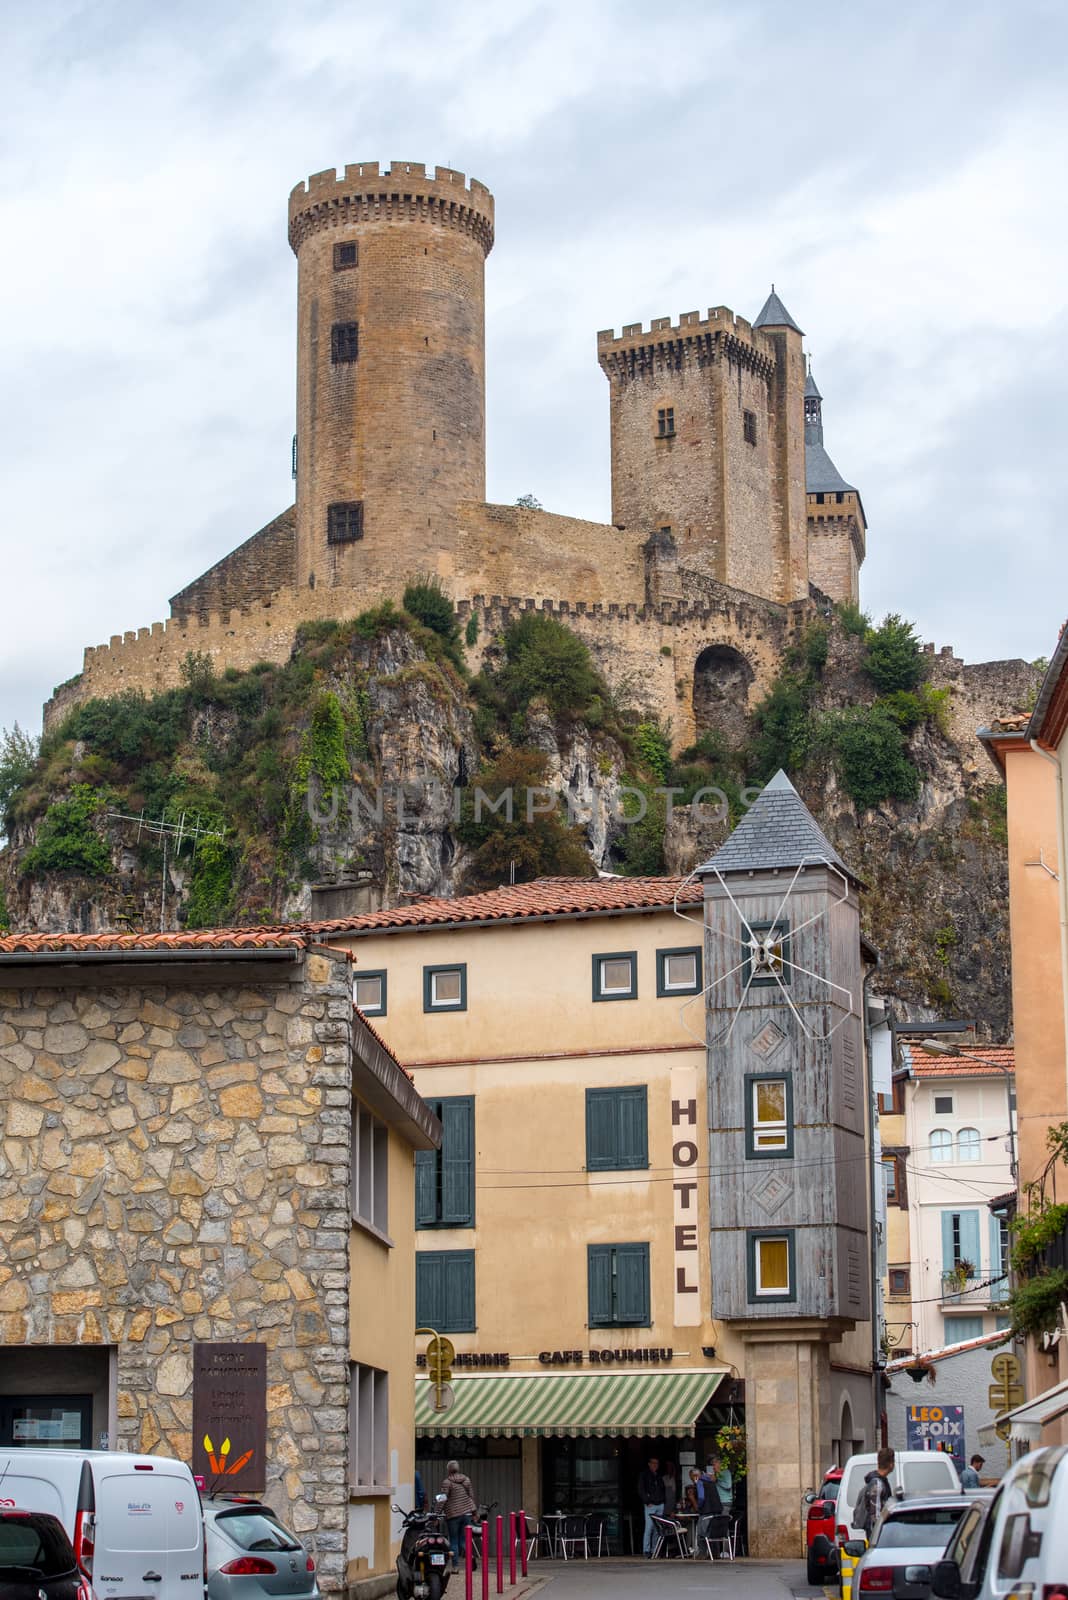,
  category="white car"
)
[852,1493,991,1599]
[837,1451,962,1544]
[932,1446,1068,1599]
